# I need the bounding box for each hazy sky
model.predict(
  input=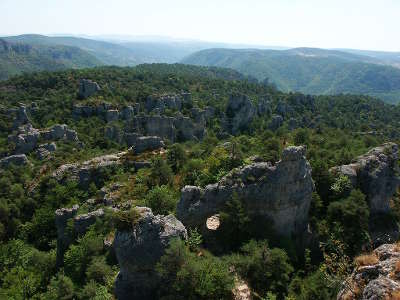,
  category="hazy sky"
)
[1,0,399,51]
